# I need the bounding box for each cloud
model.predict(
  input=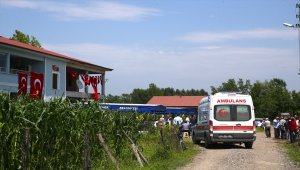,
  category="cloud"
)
[178,29,297,43]
[0,0,37,8]
[0,0,160,21]
[43,42,299,95]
